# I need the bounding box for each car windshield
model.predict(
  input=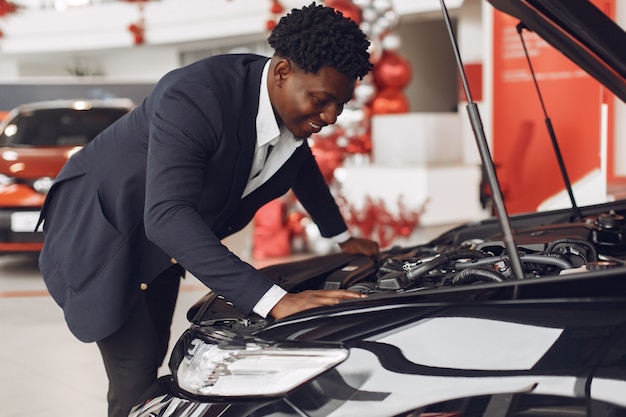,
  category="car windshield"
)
[0,107,128,147]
